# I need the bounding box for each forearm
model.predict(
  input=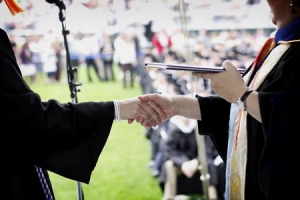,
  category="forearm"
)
[244,91,261,122]
[172,95,201,120]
